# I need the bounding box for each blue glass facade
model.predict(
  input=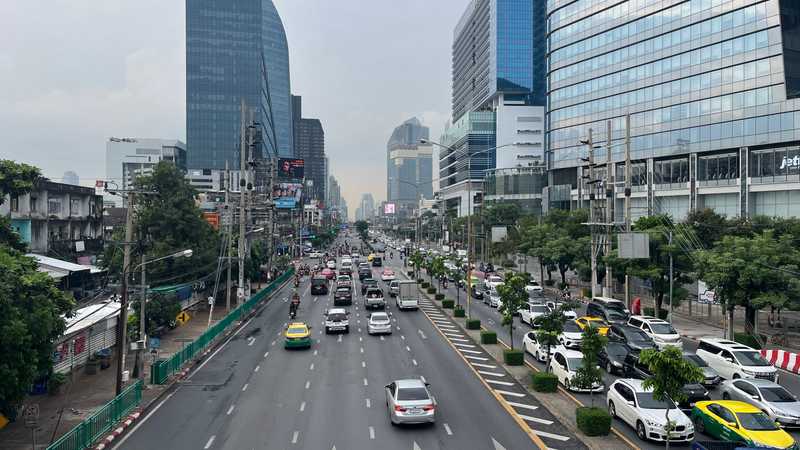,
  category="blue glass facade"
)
[493,0,545,105]
[186,0,292,170]
[546,0,800,220]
